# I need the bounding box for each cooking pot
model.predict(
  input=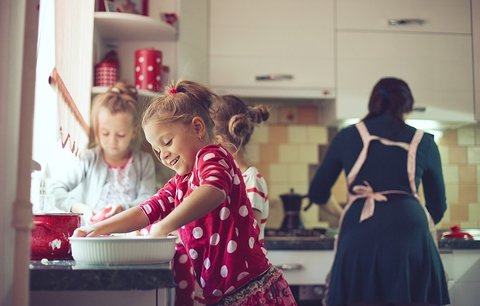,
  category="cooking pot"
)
[31,213,81,260]
[441,225,474,240]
